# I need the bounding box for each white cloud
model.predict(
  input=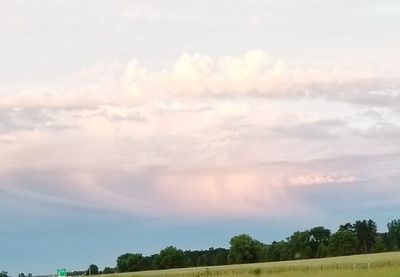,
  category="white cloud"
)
[2,50,398,114]
[122,50,380,99]
[288,174,358,186]
[1,50,400,218]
